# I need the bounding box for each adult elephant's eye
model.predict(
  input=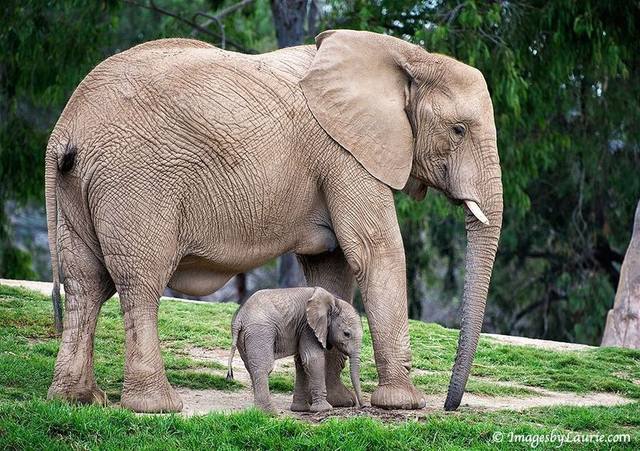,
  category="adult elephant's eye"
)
[452,124,466,137]
[344,330,351,338]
